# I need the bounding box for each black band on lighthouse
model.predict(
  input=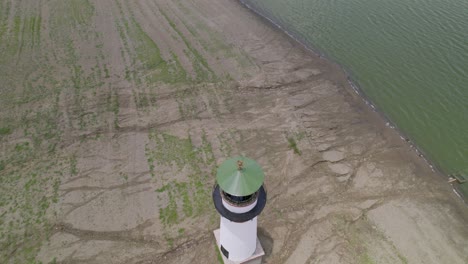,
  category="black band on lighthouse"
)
[212,184,267,223]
